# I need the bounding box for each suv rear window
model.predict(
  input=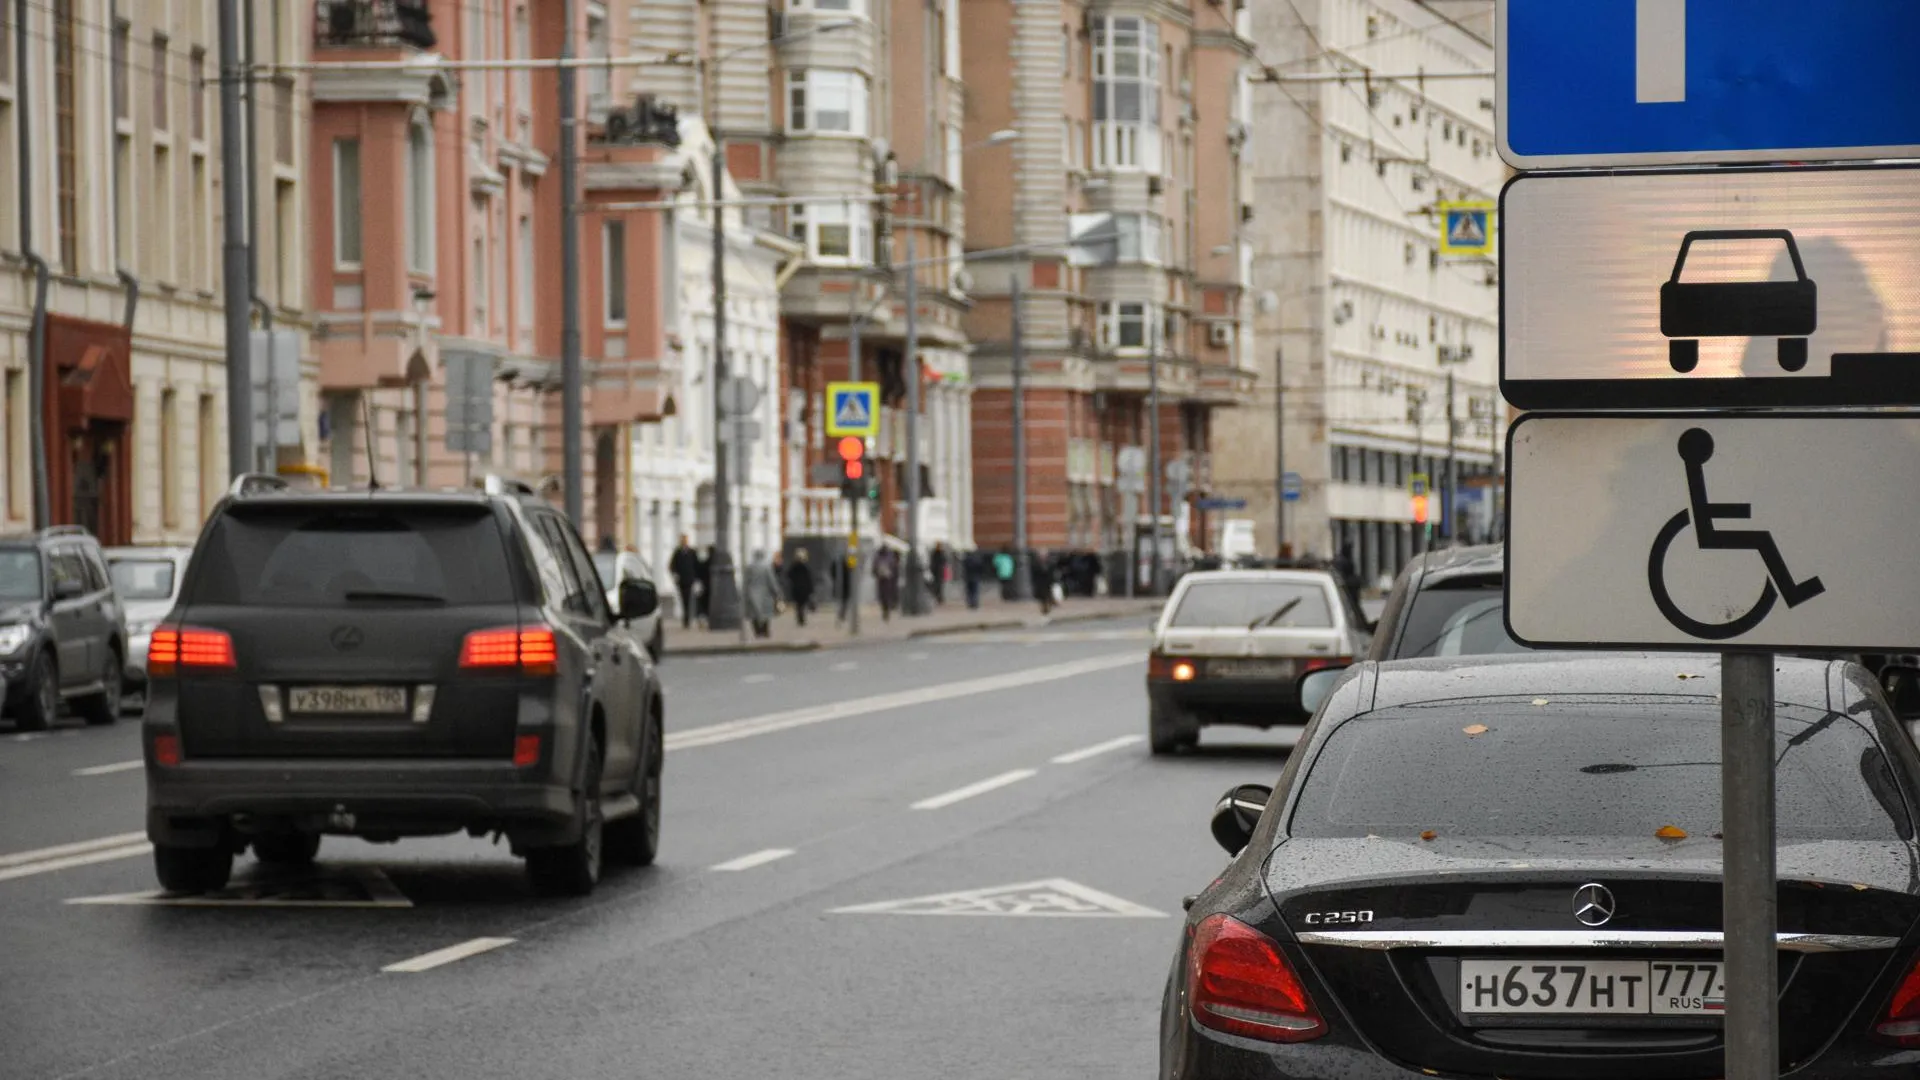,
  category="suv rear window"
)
[0,549,41,601]
[1290,702,1911,841]
[187,505,516,606]
[1392,577,1530,659]
[1169,581,1334,629]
